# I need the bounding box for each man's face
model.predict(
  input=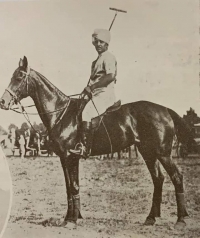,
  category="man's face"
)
[93,38,108,54]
